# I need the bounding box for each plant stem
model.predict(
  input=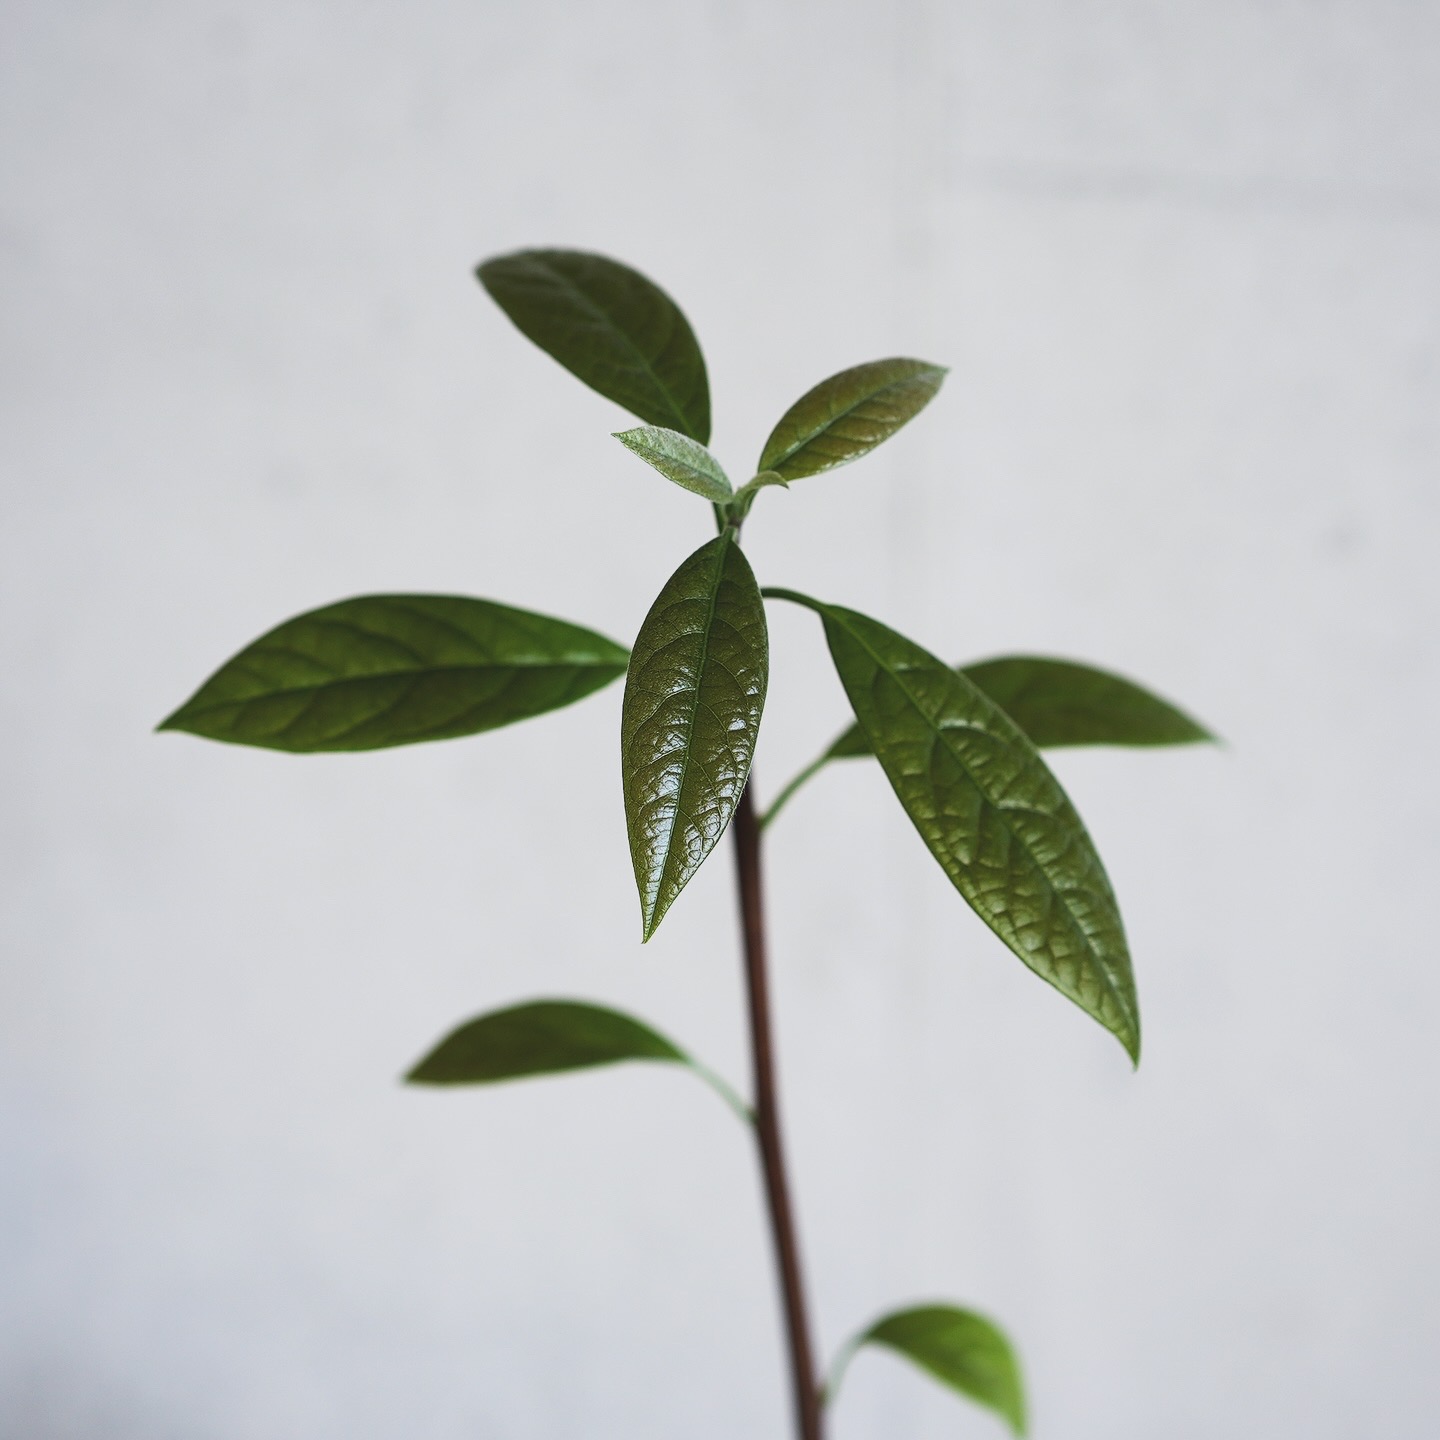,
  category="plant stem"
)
[732,782,823,1440]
